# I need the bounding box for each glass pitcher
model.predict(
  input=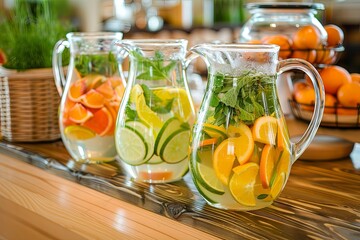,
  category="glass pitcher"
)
[114,39,196,183]
[53,32,124,163]
[188,43,324,211]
